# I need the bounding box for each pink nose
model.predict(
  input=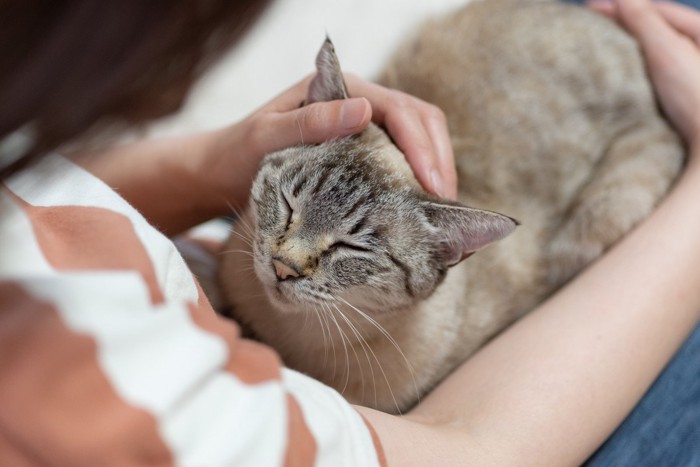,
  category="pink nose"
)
[272,258,301,280]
